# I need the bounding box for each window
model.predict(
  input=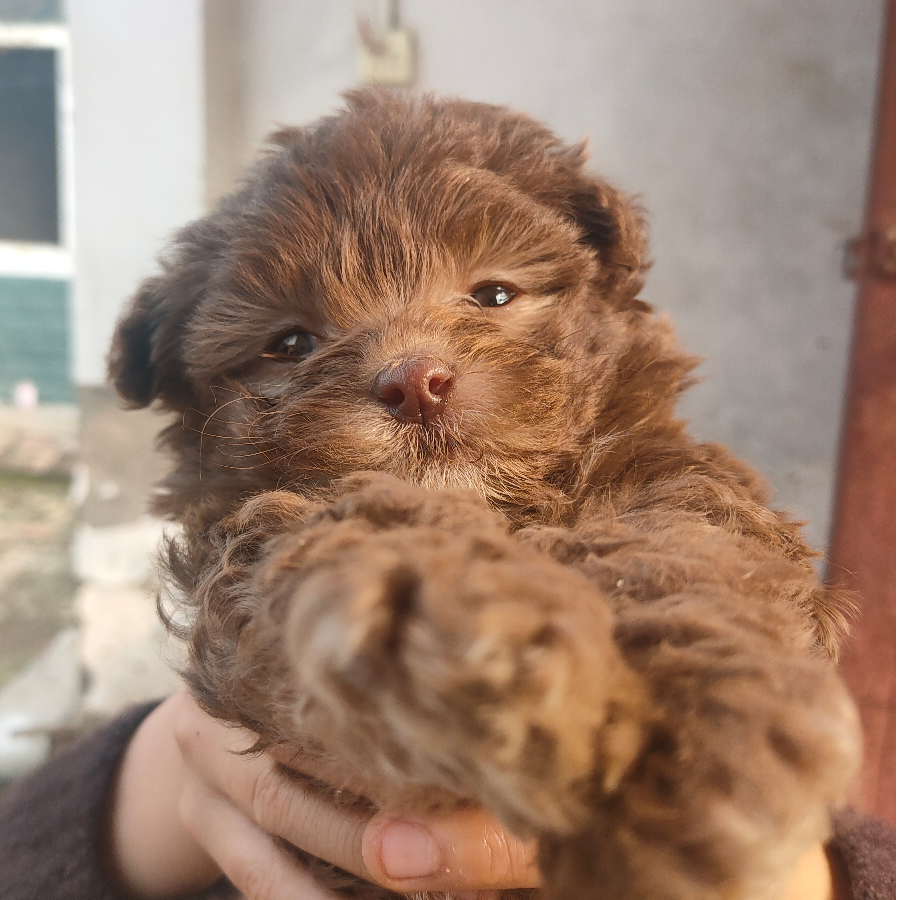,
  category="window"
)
[0,8,72,402]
